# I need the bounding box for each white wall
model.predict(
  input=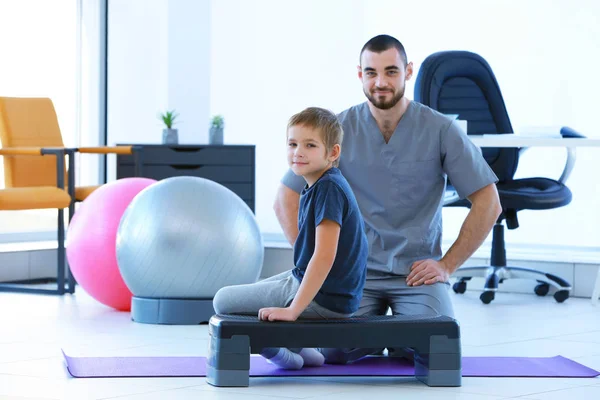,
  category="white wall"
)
[209,0,600,249]
[210,0,368,235]
[362,0,600,249]
[106,0,599,250]
[78,0,106,186]
[0,0,78,239]
[106,0,211,180]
